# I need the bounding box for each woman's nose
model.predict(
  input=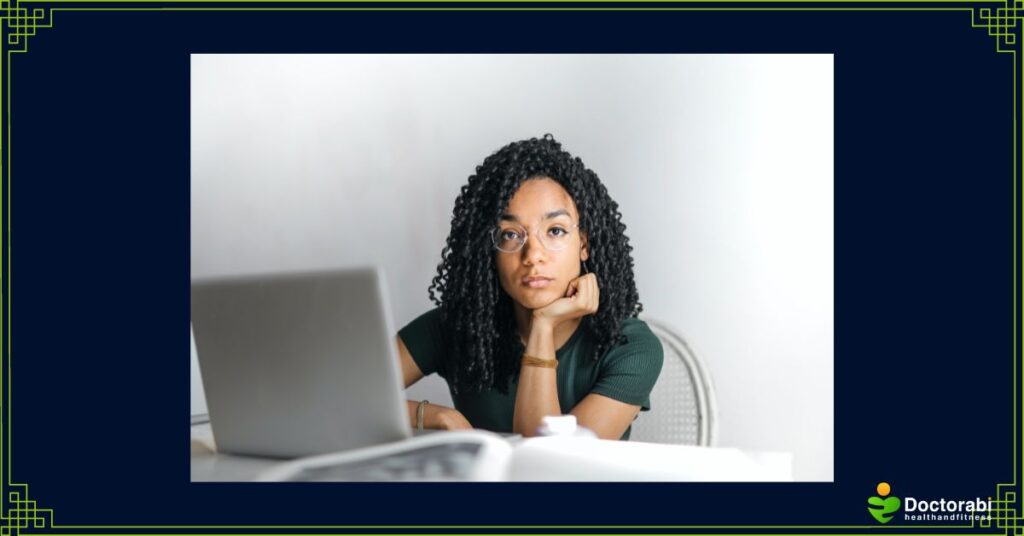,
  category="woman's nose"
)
[521,234,547,264]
